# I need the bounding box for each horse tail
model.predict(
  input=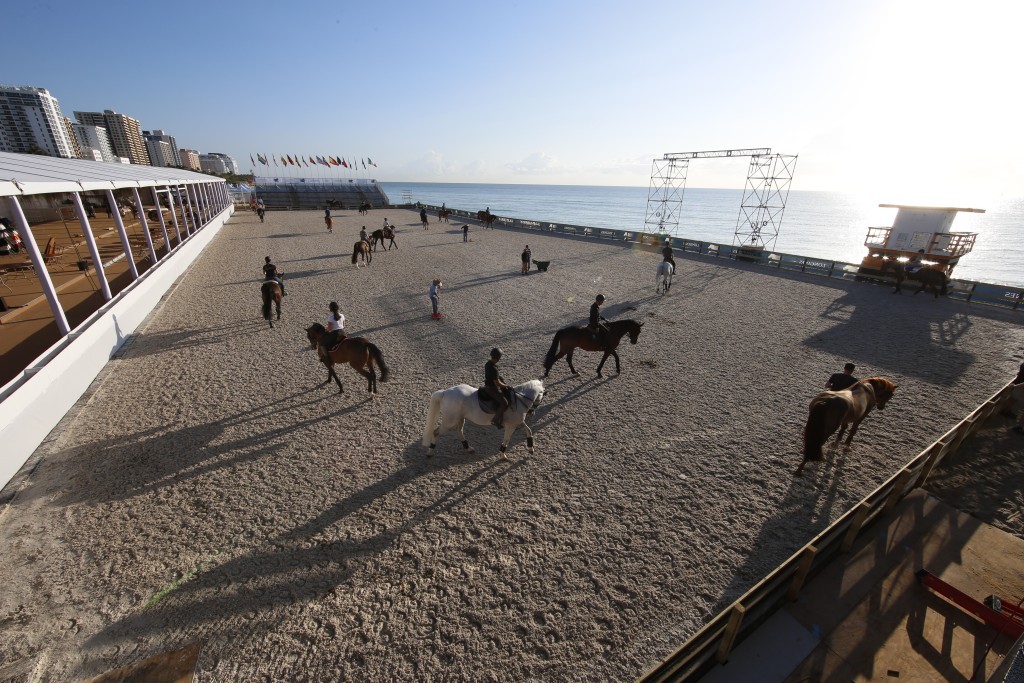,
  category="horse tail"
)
[803,398,836,462]
[351,243,359,264]
[544,329,565,370]
[367,342,390,382]
[422,389,444,448]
